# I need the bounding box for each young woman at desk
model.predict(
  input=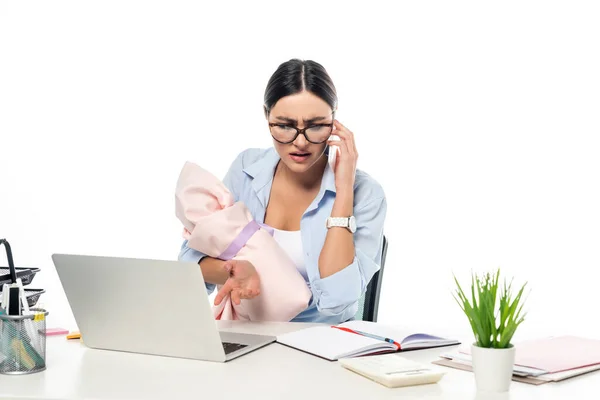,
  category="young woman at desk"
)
[179,59,386,324]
